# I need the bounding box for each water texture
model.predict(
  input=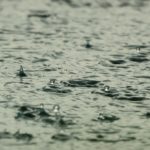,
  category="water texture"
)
[0,0,150,150]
